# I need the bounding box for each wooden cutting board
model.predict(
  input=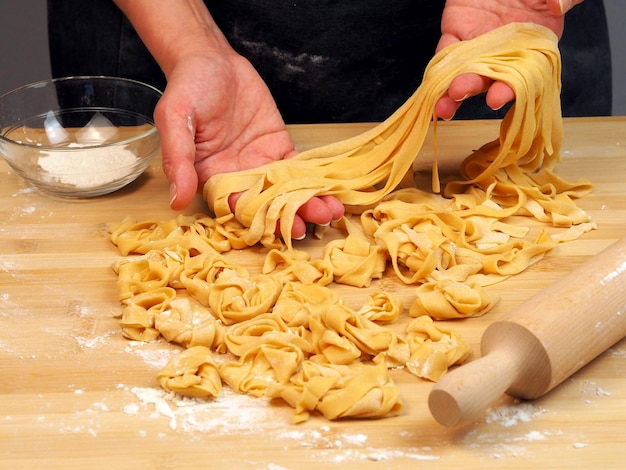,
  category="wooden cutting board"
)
[1,117,625,469]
